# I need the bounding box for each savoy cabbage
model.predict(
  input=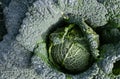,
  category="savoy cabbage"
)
[0,0,120,79]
